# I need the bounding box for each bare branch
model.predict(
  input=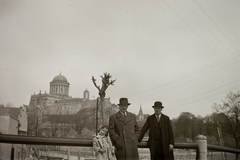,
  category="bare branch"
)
[91,76,100,91]
[92,73,116,98]
[109,79,116,85]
